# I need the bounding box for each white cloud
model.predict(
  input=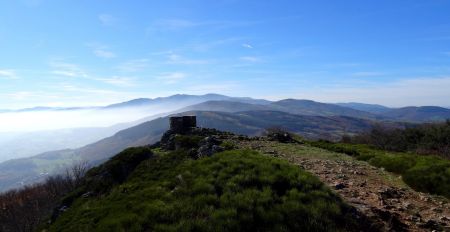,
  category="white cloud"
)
[242,43,253,49]
[98,14,116,26]
[117,59,149,72]
[167,53,209,65]
[0,69,19,80]
[6,91,35,100]
[94,49,116,58]
[96,77,135,87]
[156,72,187,84]
[87,43,117,58]
[50,61,88,78]
[147,19,260,33]
[184,83,239,94]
